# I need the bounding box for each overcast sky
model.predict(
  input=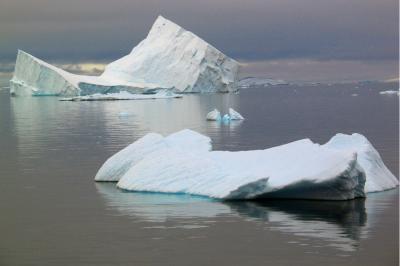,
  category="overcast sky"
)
[0,0,398,82]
